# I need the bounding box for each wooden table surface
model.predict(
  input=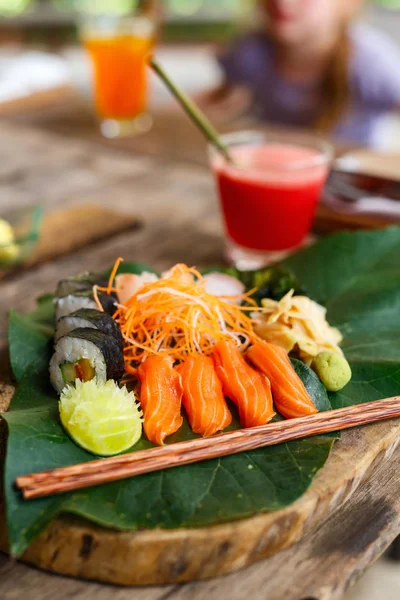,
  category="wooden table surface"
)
[1,97,400,600]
